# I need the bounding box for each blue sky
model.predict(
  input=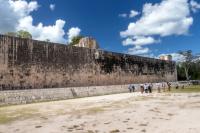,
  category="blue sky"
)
[1,0,200,60]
